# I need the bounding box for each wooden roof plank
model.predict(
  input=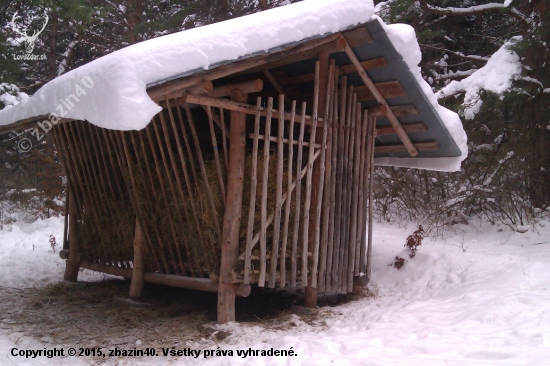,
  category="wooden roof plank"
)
[375,141,438,154]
